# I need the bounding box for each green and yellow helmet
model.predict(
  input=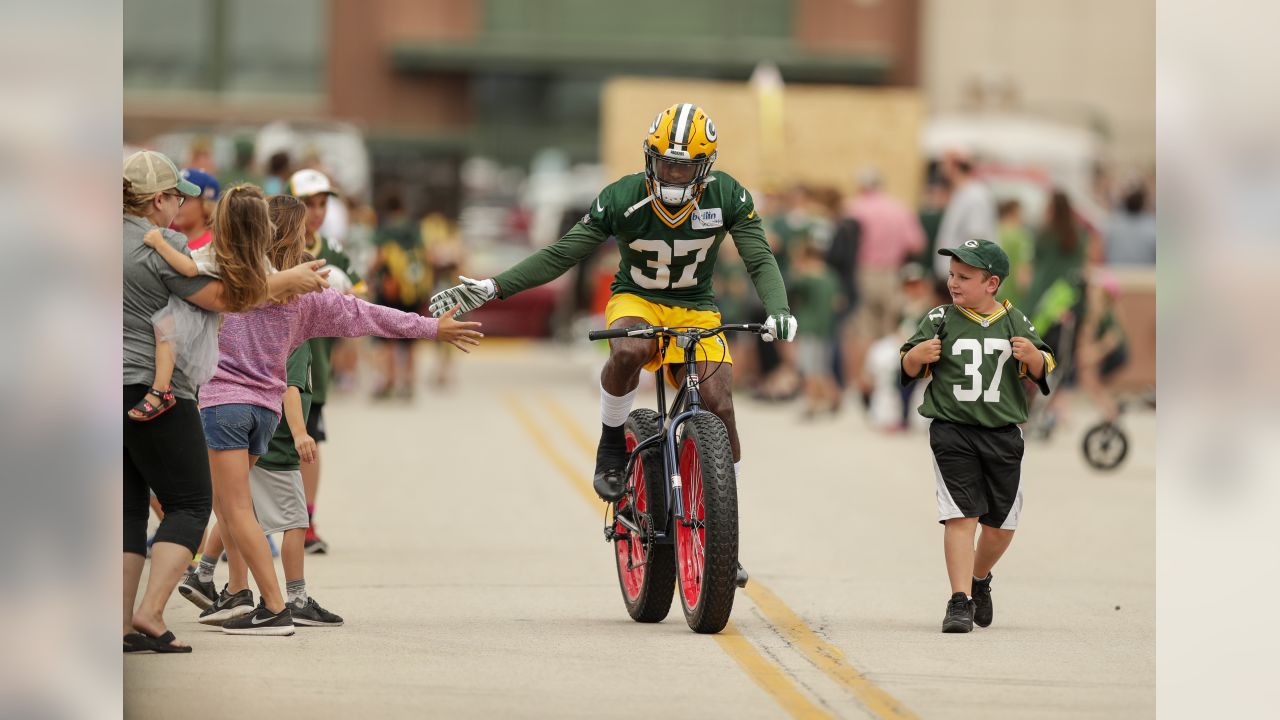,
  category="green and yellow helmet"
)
[643,102,718,206]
